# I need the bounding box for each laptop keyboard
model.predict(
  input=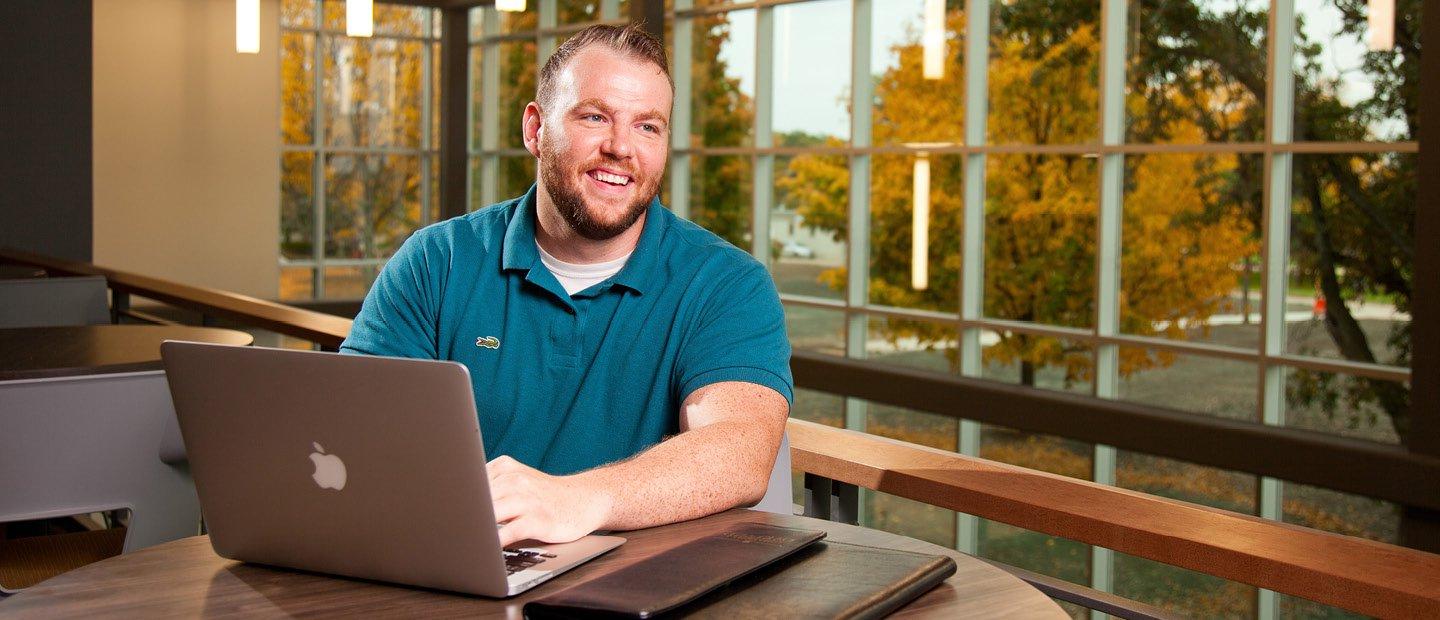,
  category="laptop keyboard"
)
[504,549,557,575]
